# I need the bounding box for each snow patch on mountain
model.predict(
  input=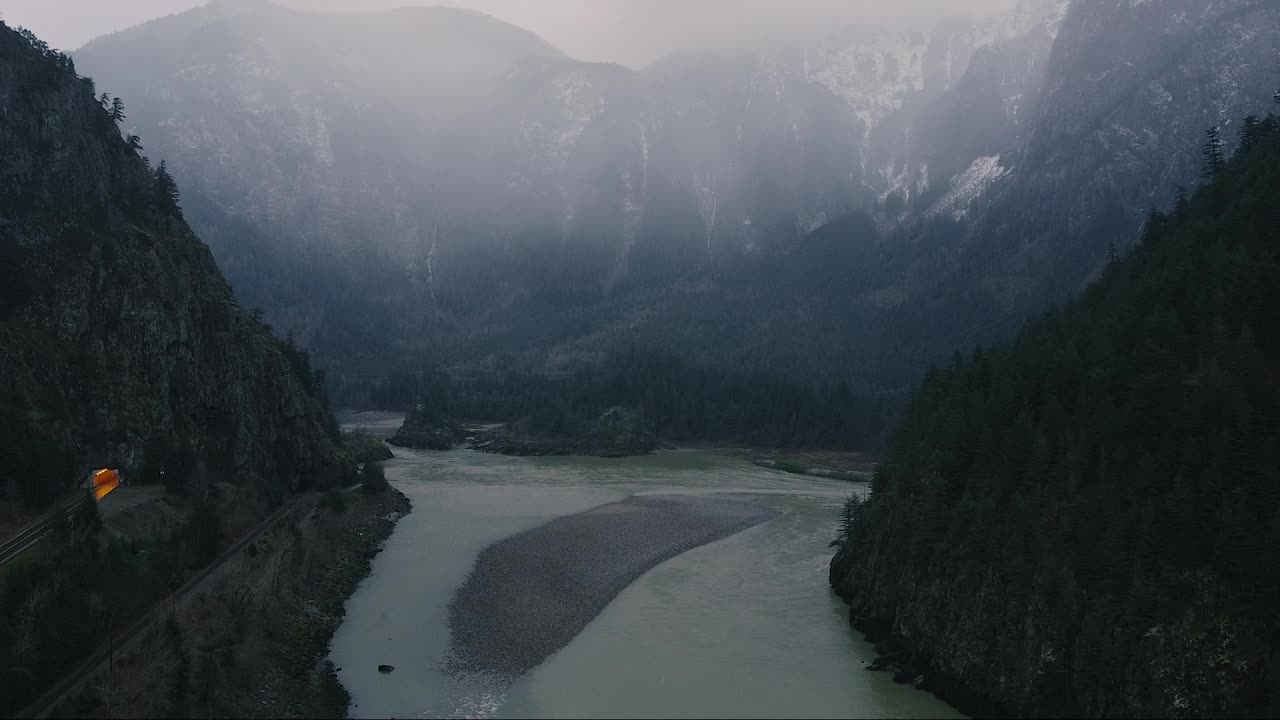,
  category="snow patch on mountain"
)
[928,155,1008,220]
[803,33,929,125]
[552,70,604,155]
